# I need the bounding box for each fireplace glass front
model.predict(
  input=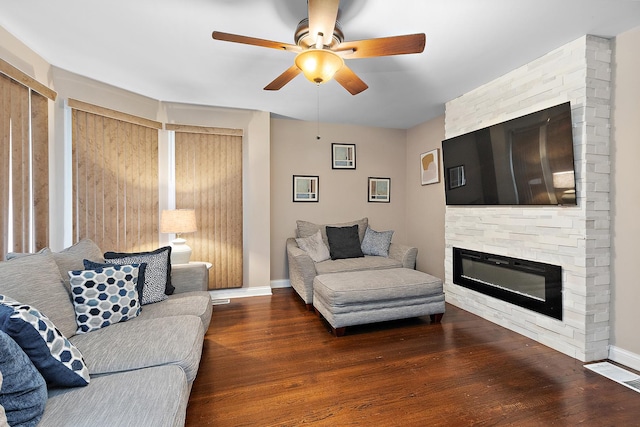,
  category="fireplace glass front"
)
[453,247,562,320]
